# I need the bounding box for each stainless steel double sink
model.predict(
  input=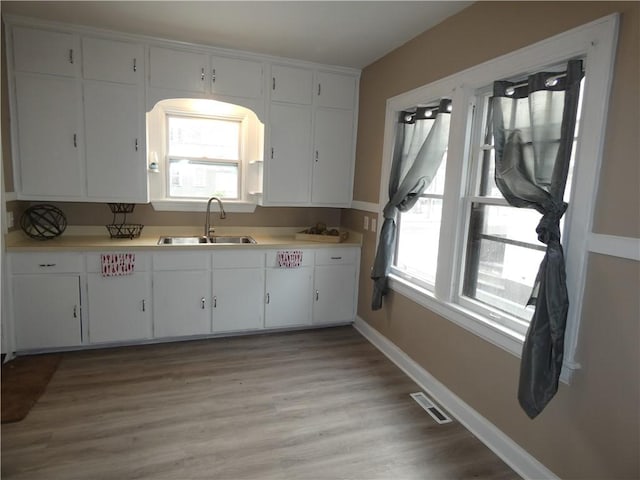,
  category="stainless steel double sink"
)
[158,235,257,245]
